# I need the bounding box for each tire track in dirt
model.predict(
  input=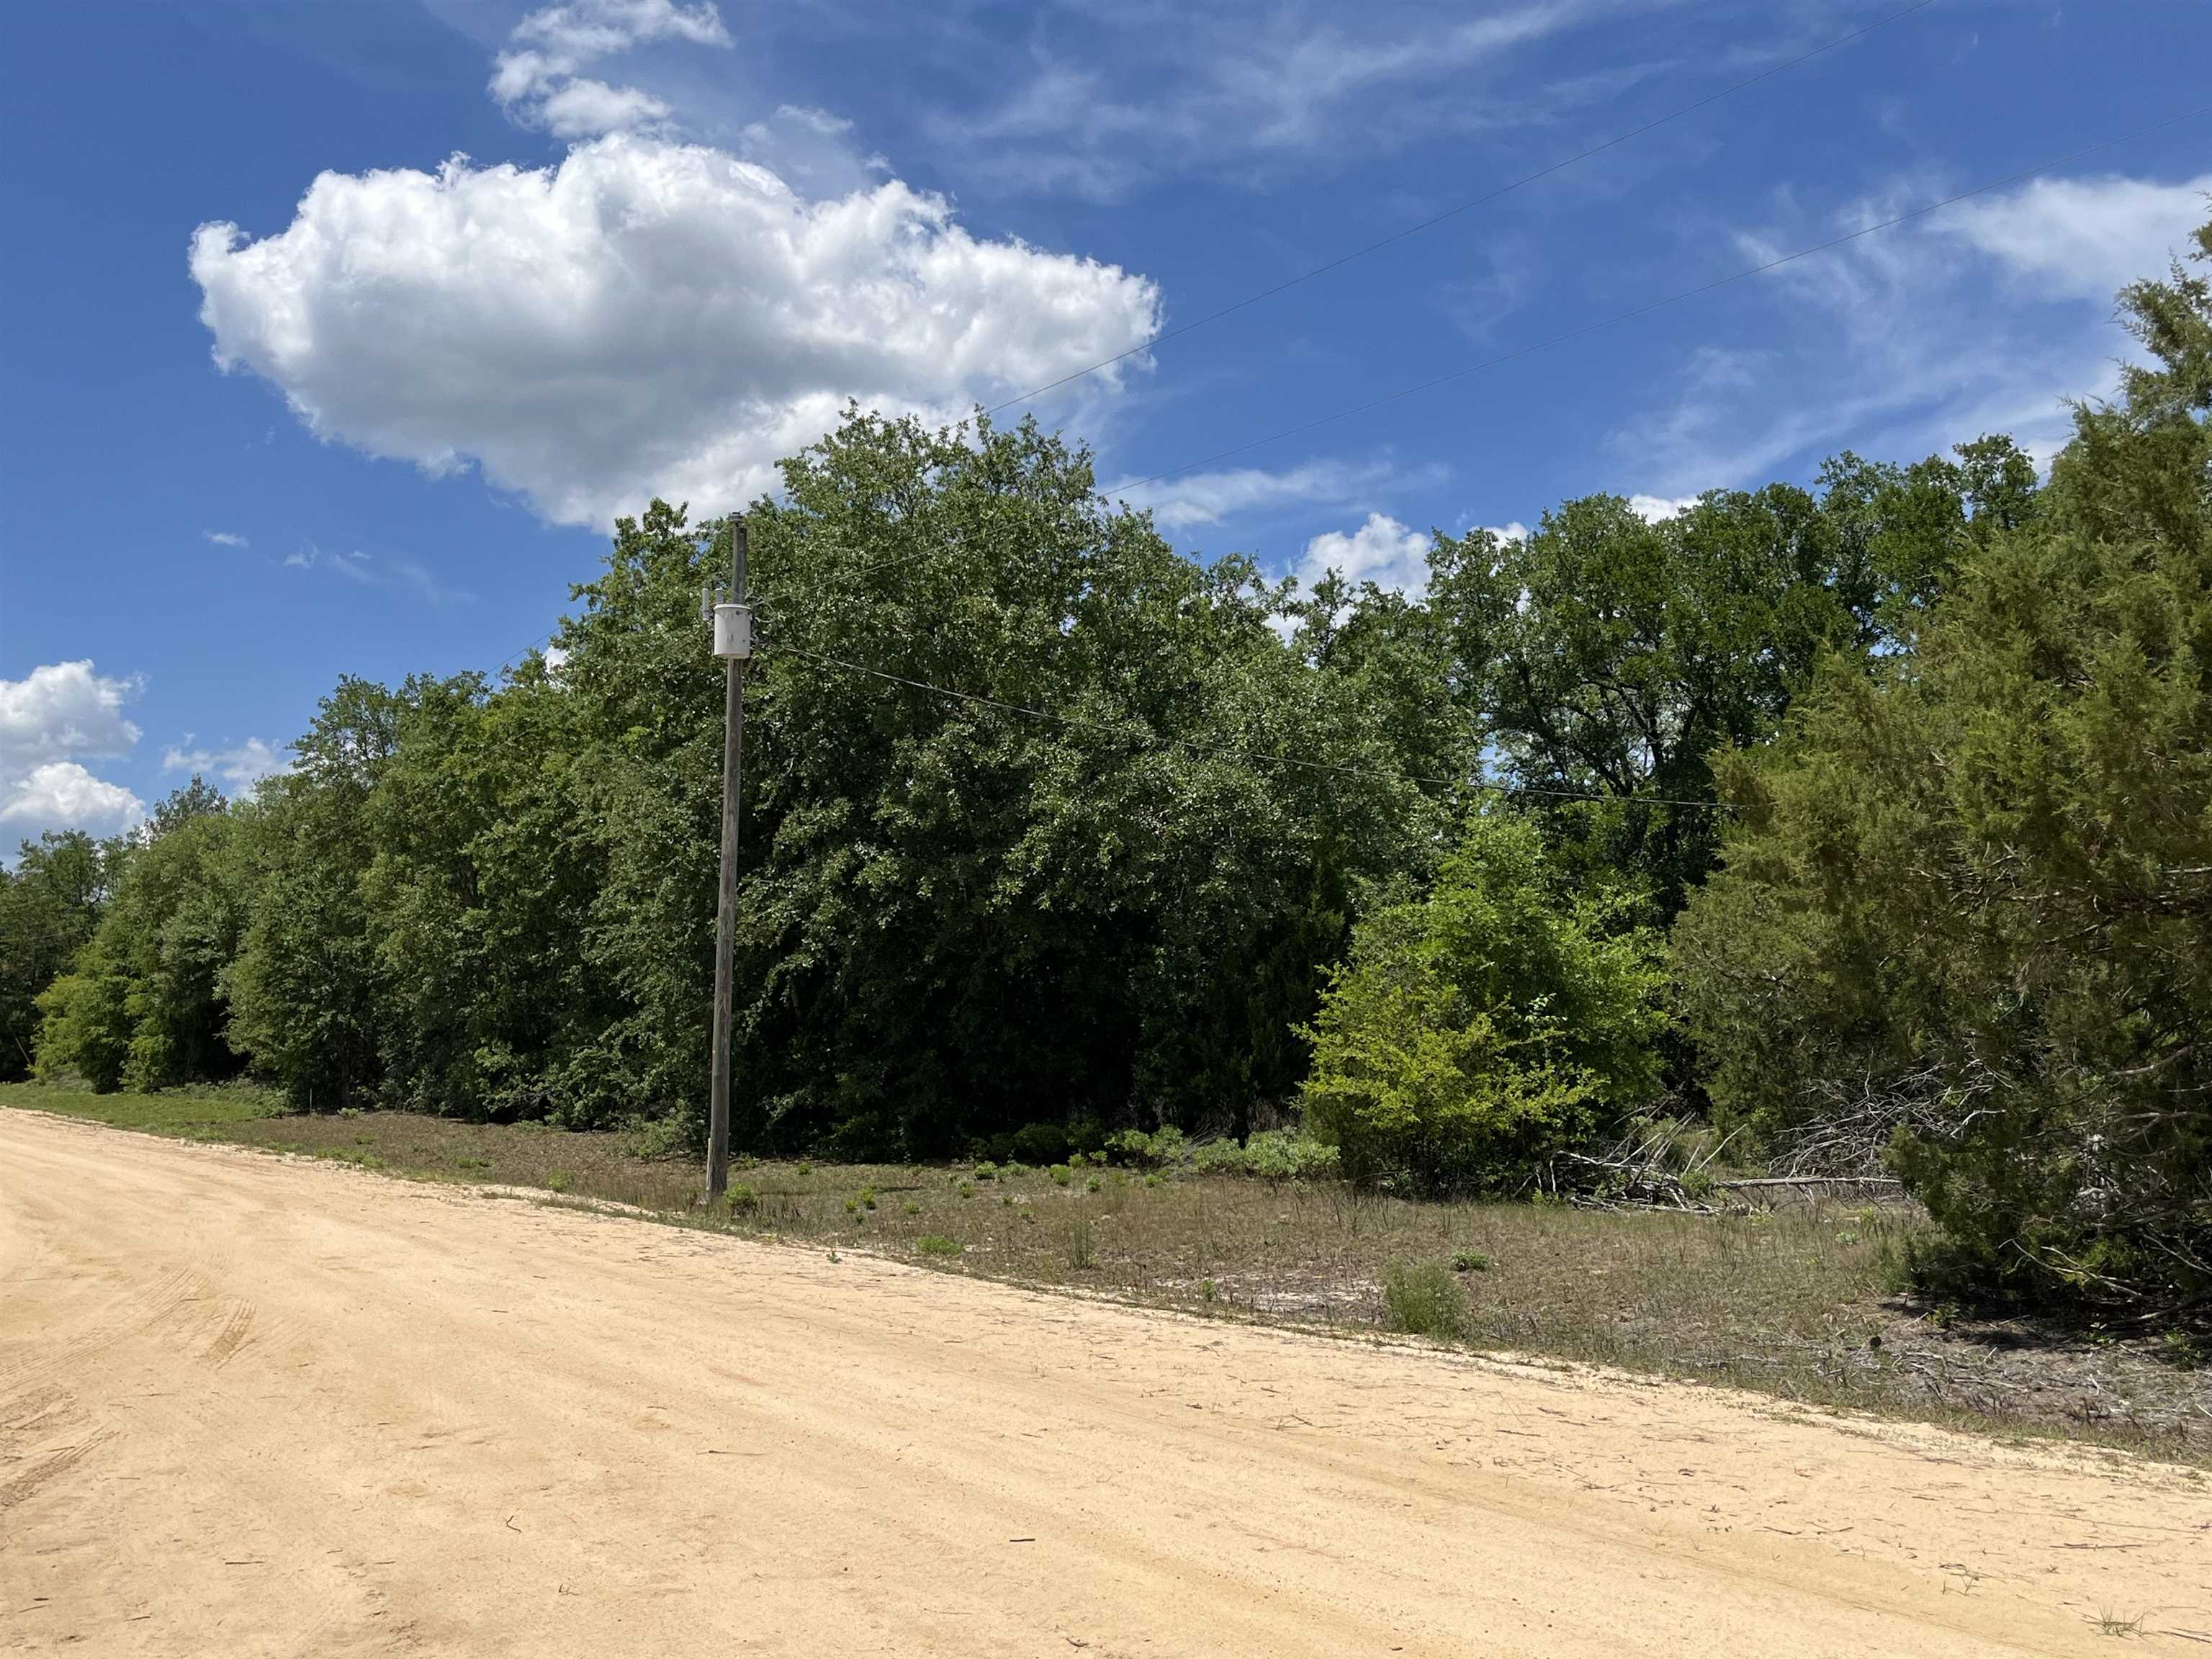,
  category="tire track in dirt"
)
[5,1107,2211,1657]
